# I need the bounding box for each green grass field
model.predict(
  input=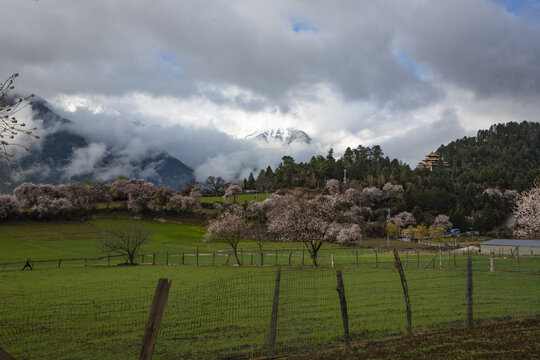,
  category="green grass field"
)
[1,219,539,359]
[200,192,270,204]
[1,219,538,272]
[1,265,538,359]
